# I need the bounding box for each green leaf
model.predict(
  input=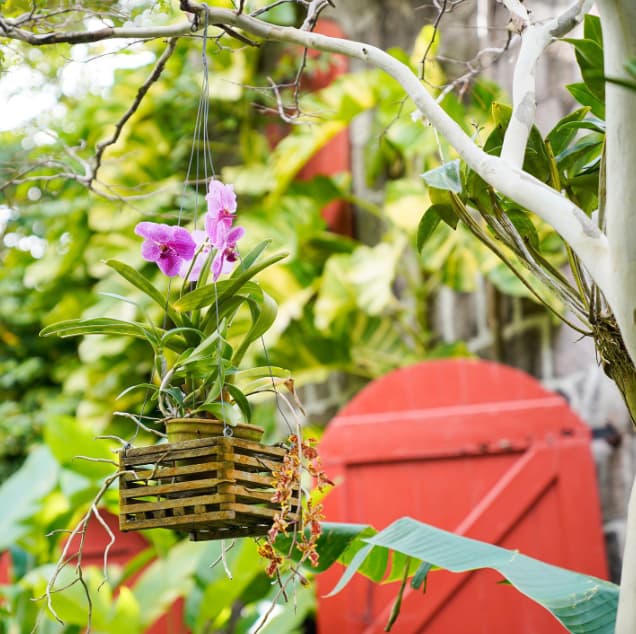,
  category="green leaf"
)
[488,103,552,182]
[174,329,223,370]
[174,253,287,312]
[506,208,539,250]
[325,543,376,597]
[421,160,462,193]
[40,317,161,348]
[566,83,605,119]
[325,518,618,634]
[224,382,252,422]
[232,290,278,365]
[583,14,603,47]
[232,365,292,394]
[545,107,591,156]
[233,239,271,275]
[563,38,605,101]
[43,415,117,479]
[416,207,442,252]
[132,540,205,628]
[0,446,59,549]
[105,259,183,327]
[197,401,243,426]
